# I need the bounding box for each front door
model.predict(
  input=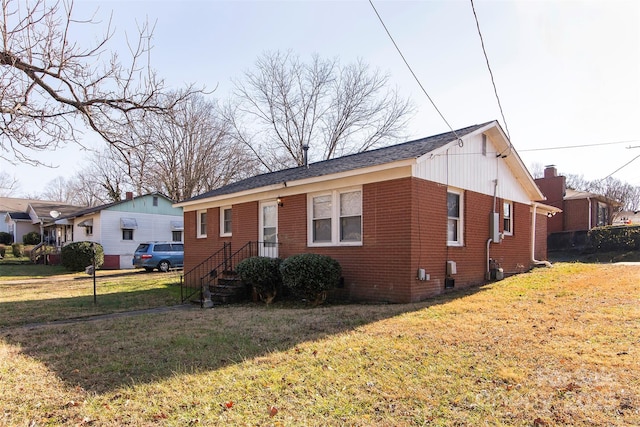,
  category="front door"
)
[259,201,278,258]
